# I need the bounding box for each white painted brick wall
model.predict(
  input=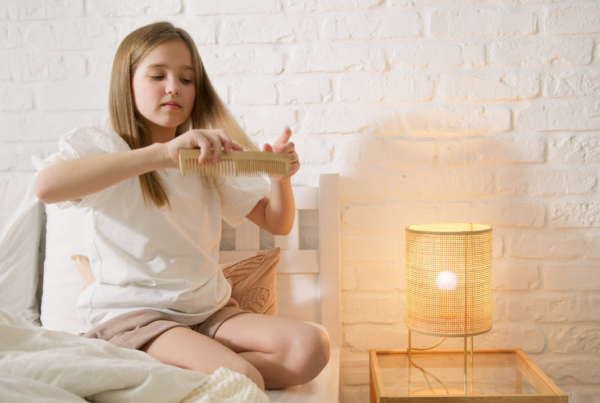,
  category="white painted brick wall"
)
[89,0,182,17]
[1,1,599,402]
[4,0,83,20]
[488,38,594,69]
[220,16,318,44]
[404,105,512,135]
[188,0,281,15]
[279,76,331,104]
[202,47,285,75]
[430,9,536,38]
